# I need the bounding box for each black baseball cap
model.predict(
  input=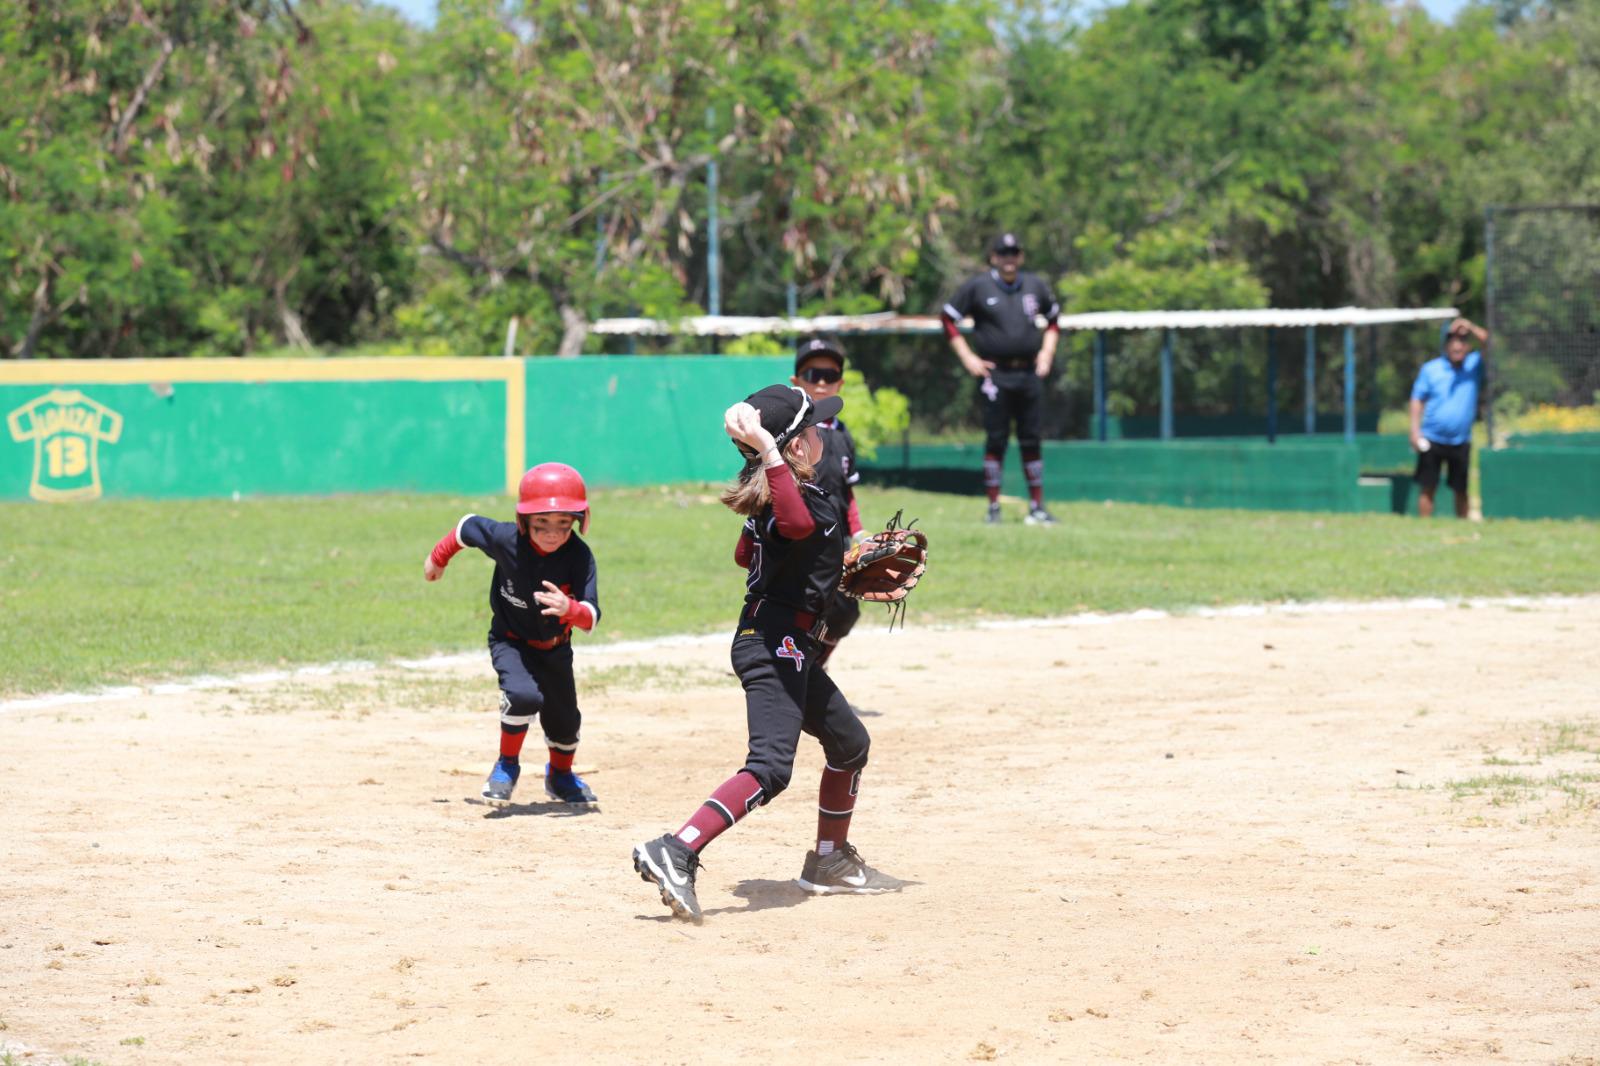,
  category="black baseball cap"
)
[739,384,843,456]
[794,335,846,370]
[991,231,1023,254]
